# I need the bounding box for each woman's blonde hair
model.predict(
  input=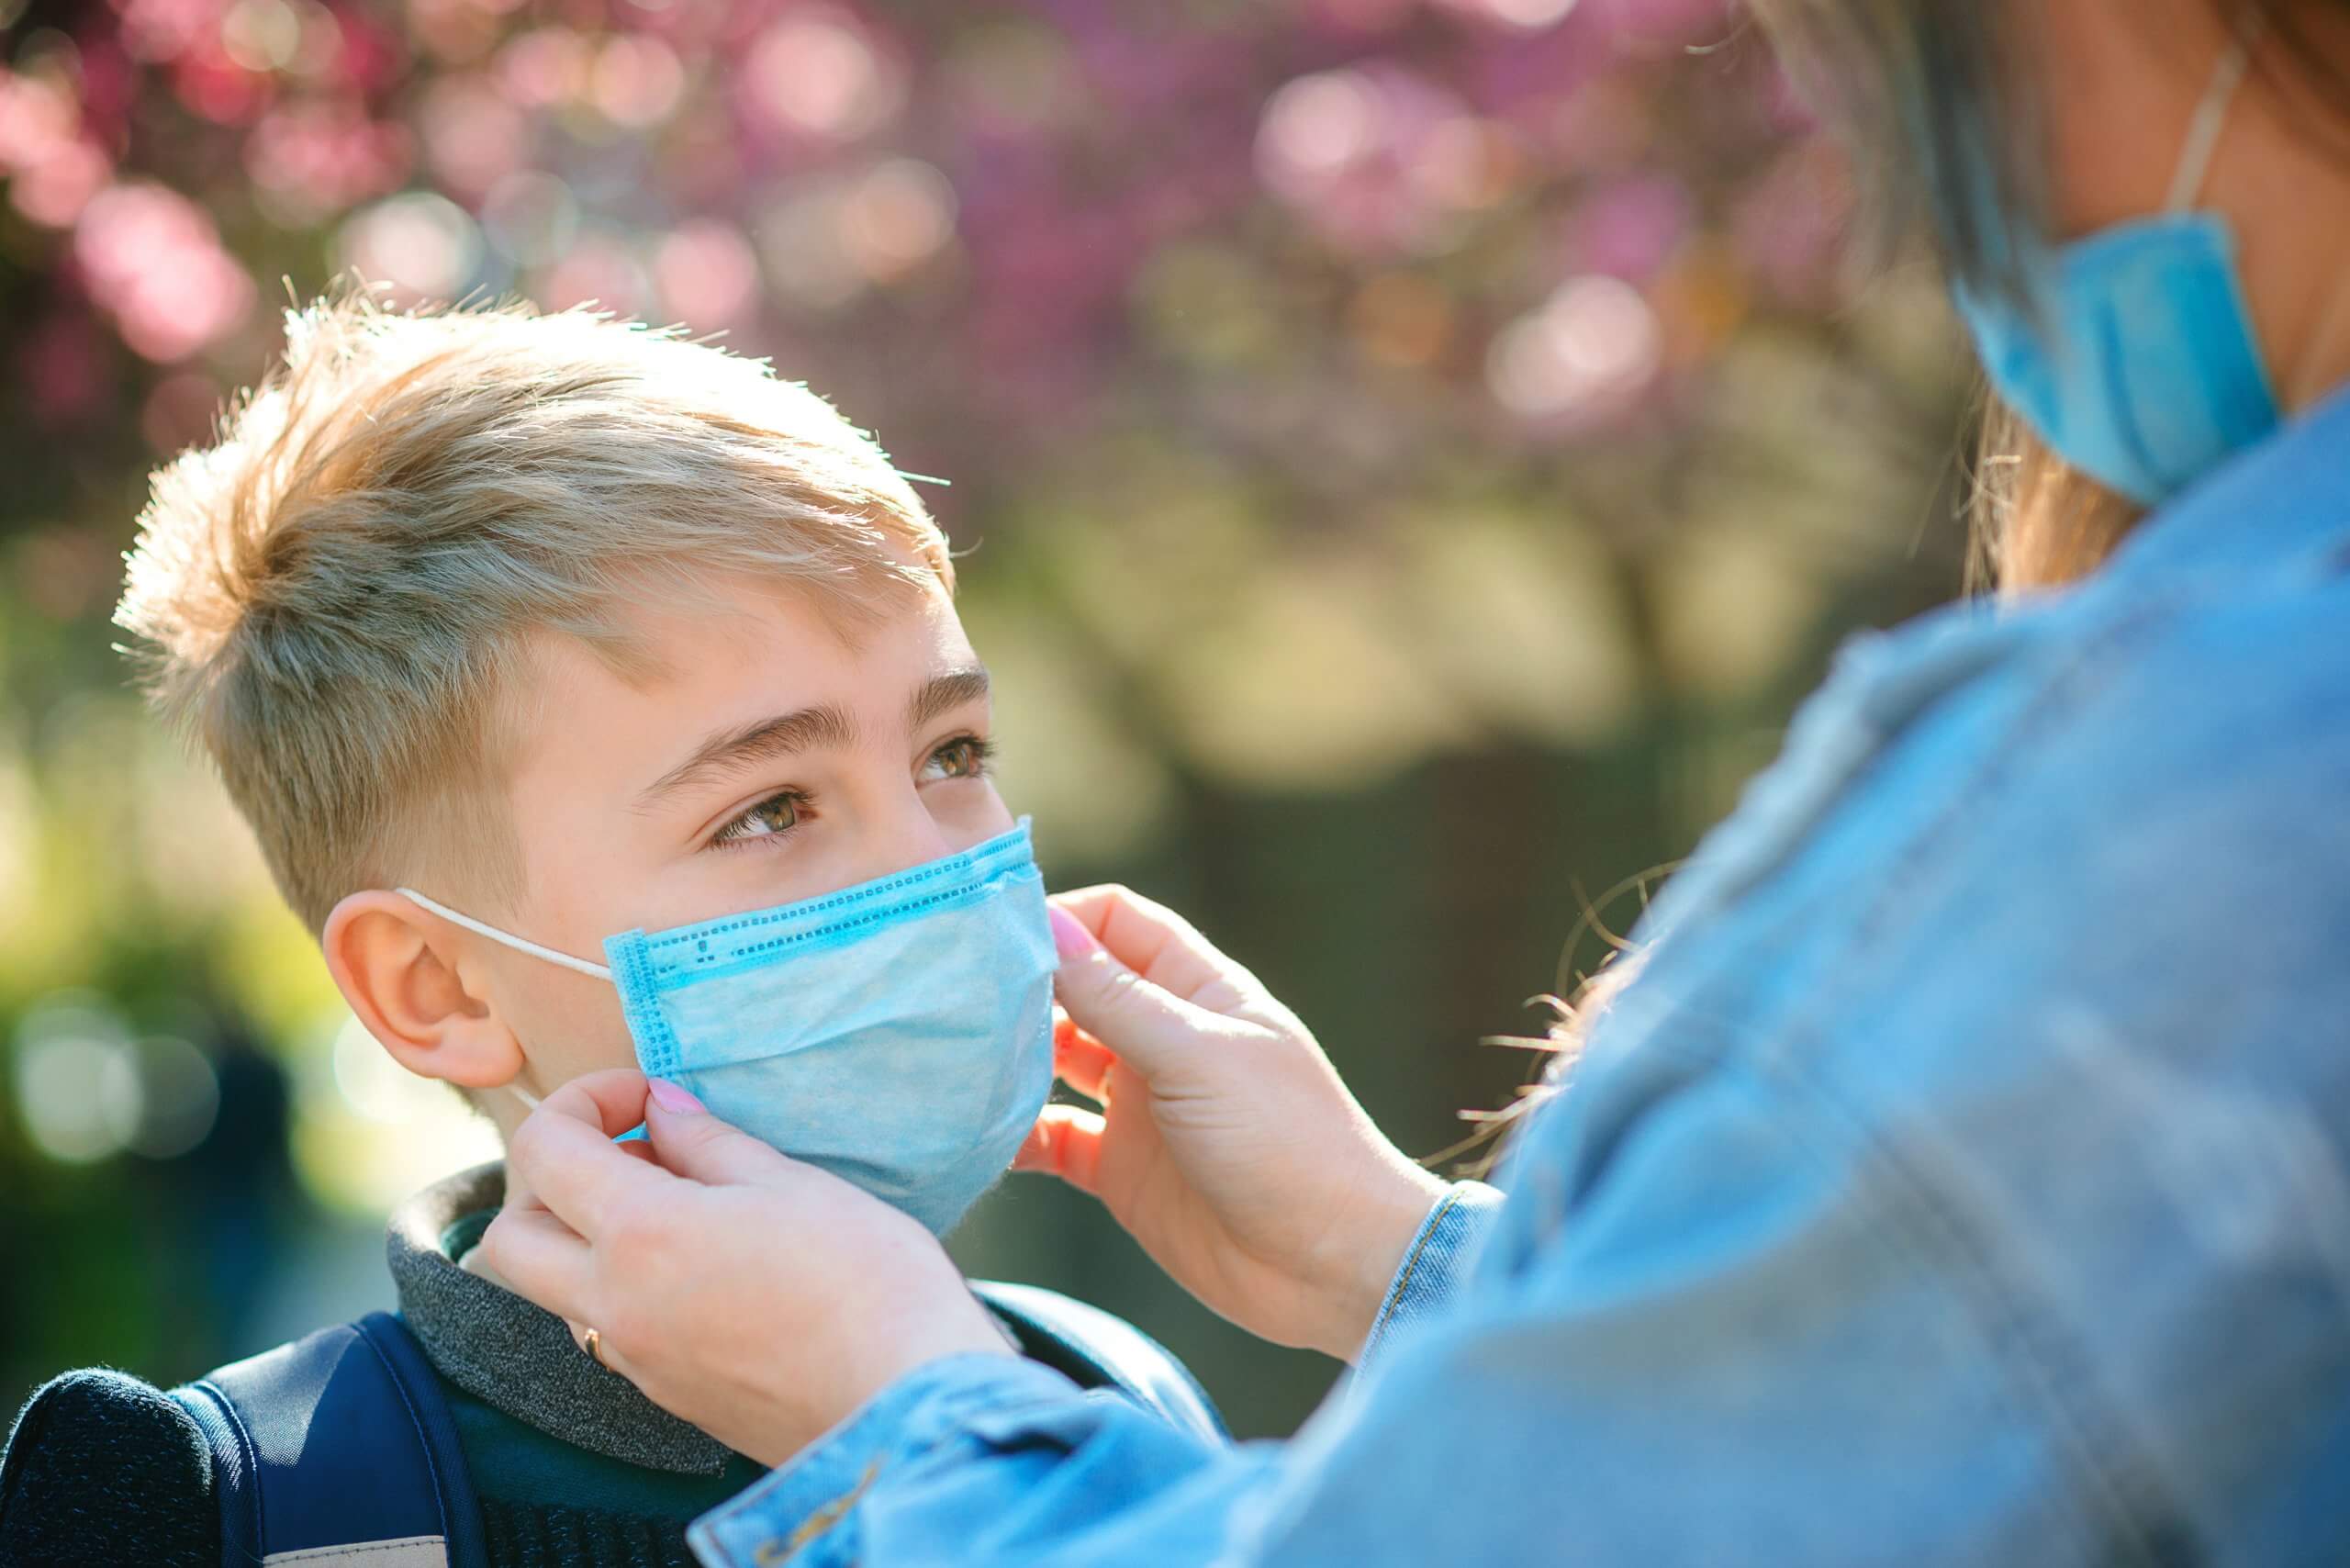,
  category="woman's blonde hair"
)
[118,292,952,933]
[1972,409,2144,593]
